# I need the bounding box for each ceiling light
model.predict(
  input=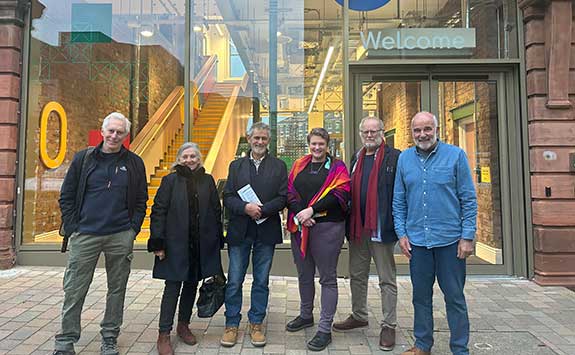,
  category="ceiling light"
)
[307,46,334,114]
[140,25,154,37]
[193,25,202,32]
